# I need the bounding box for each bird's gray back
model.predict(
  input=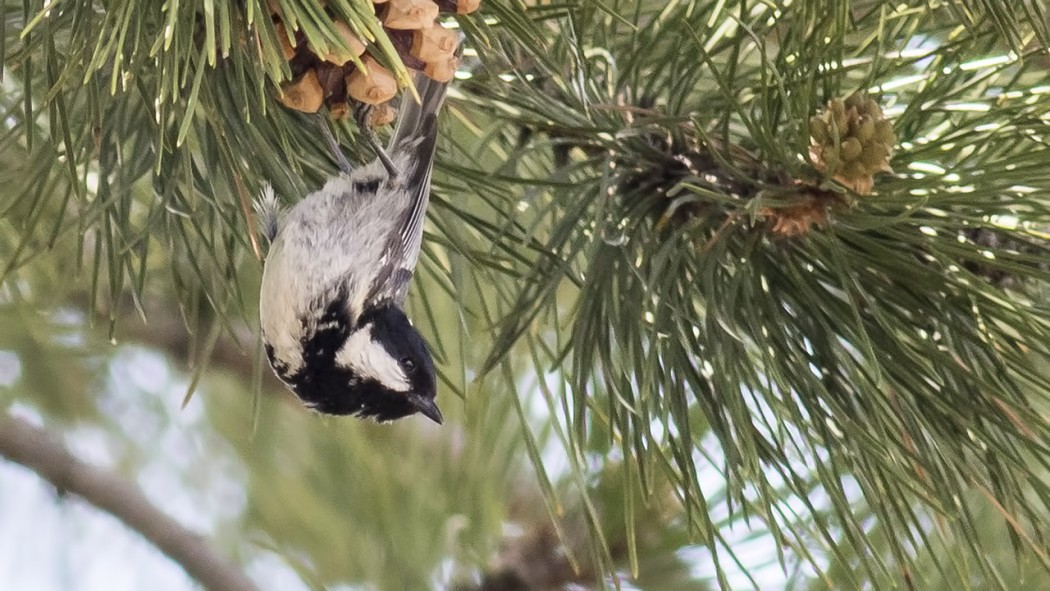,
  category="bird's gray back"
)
[259,166,407,375]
